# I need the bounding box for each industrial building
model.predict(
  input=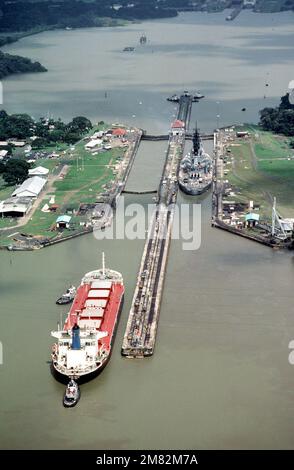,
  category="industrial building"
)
[11,176,46,198]
[28,166,49,177]
[0,197,32,217]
